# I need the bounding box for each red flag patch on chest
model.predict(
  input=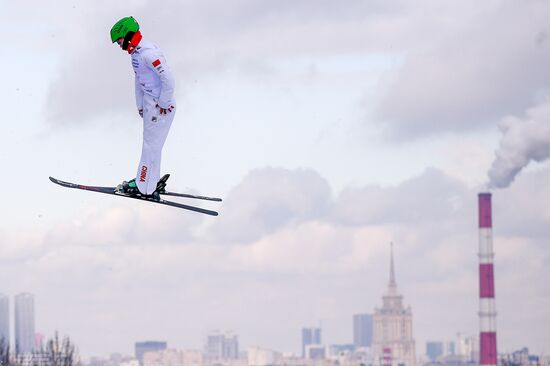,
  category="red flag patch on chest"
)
[152,59,161,67]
